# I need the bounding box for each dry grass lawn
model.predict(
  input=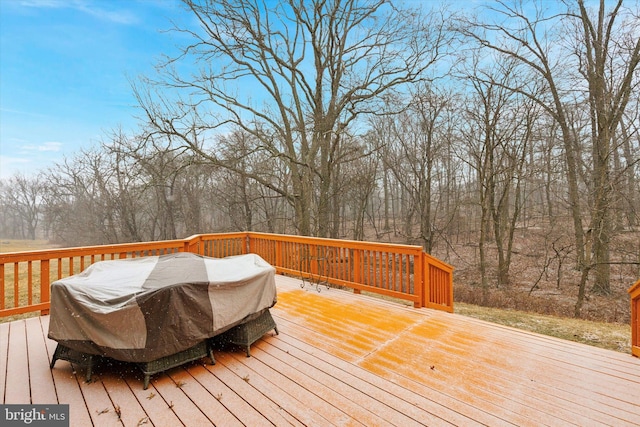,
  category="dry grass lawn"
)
[455,302,631,353]
[0,239,57,253]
